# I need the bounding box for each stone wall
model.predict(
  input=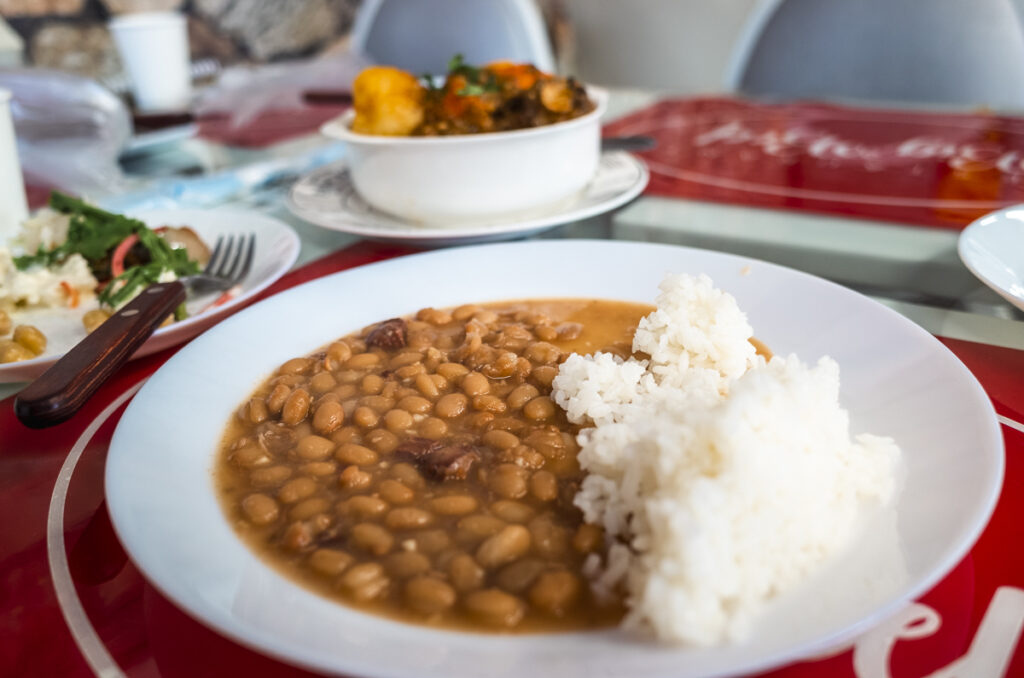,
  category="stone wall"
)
[0,0,566,82]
